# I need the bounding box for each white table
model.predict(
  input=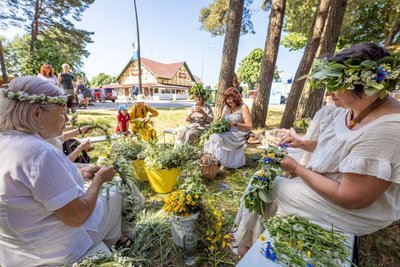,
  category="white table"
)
[236,227,354,267]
